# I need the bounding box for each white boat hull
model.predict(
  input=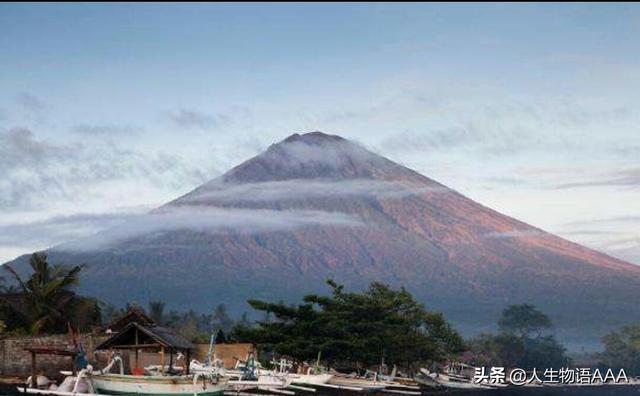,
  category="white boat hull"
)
[288,373,333,385]
[91,373,226,396]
